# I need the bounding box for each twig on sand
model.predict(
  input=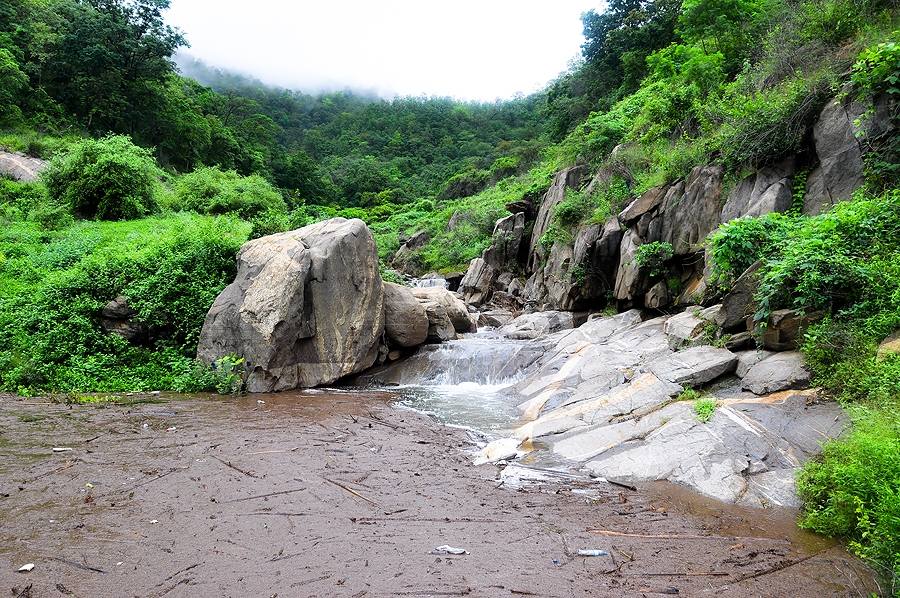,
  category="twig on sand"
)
[626,571,730,577]
[223,487,306,503]
[324,477,380,506]
[362,414,400,430]
[211,455,259,479]
[722,551,825,586]
[48,556,106,574]
[244,447,300,455]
